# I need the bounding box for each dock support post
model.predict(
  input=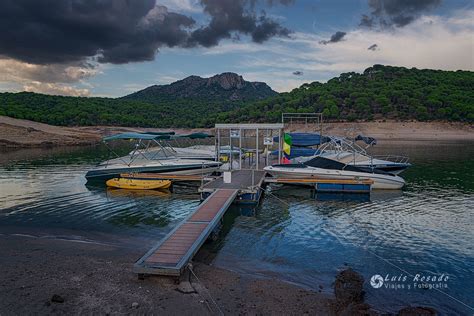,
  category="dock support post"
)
[256,128,259,170]
[278,128,282,163]
[216,128,220,163]
[239,128,242,170]
[229,129,232,170]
